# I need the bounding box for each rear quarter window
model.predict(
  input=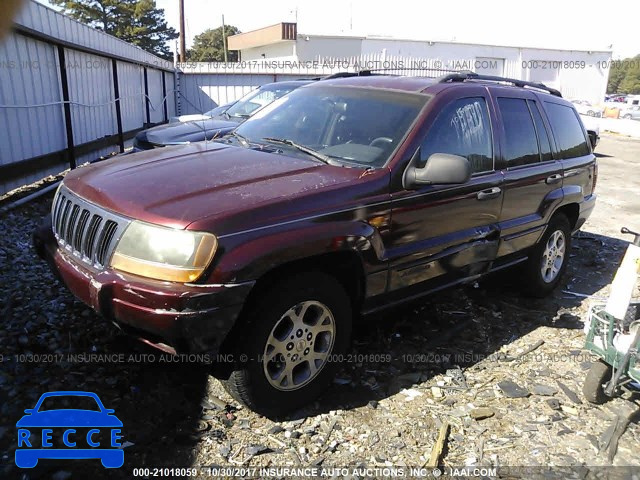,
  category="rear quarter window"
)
[544,102,590,159]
